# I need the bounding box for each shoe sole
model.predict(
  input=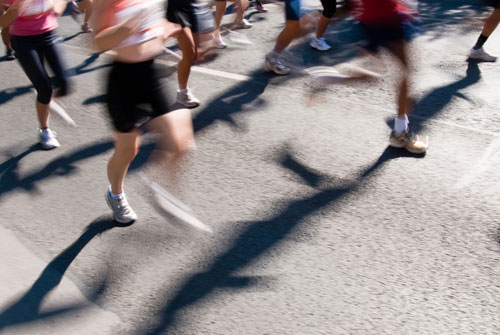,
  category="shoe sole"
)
[389,140,428,154]
[176,99,200,108]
